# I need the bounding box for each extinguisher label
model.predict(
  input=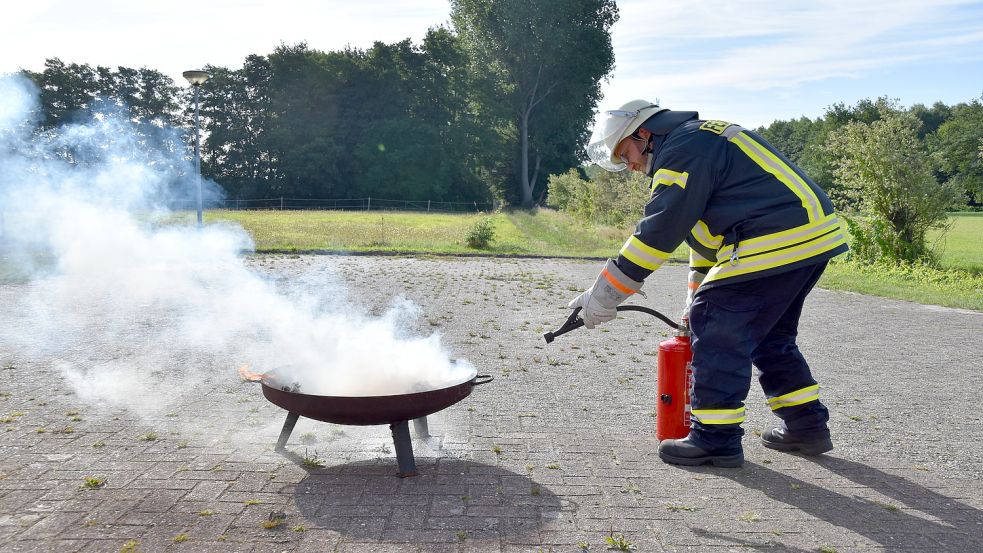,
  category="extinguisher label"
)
[684,361,693,427]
